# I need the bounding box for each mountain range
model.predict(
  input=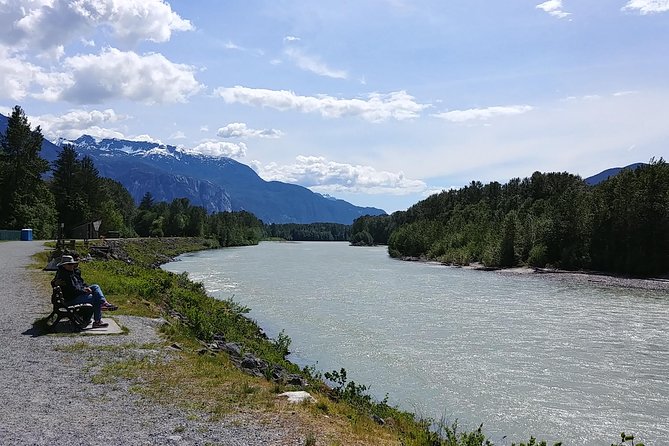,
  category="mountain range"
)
[0,113,385,224]
[0,112,645,223]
